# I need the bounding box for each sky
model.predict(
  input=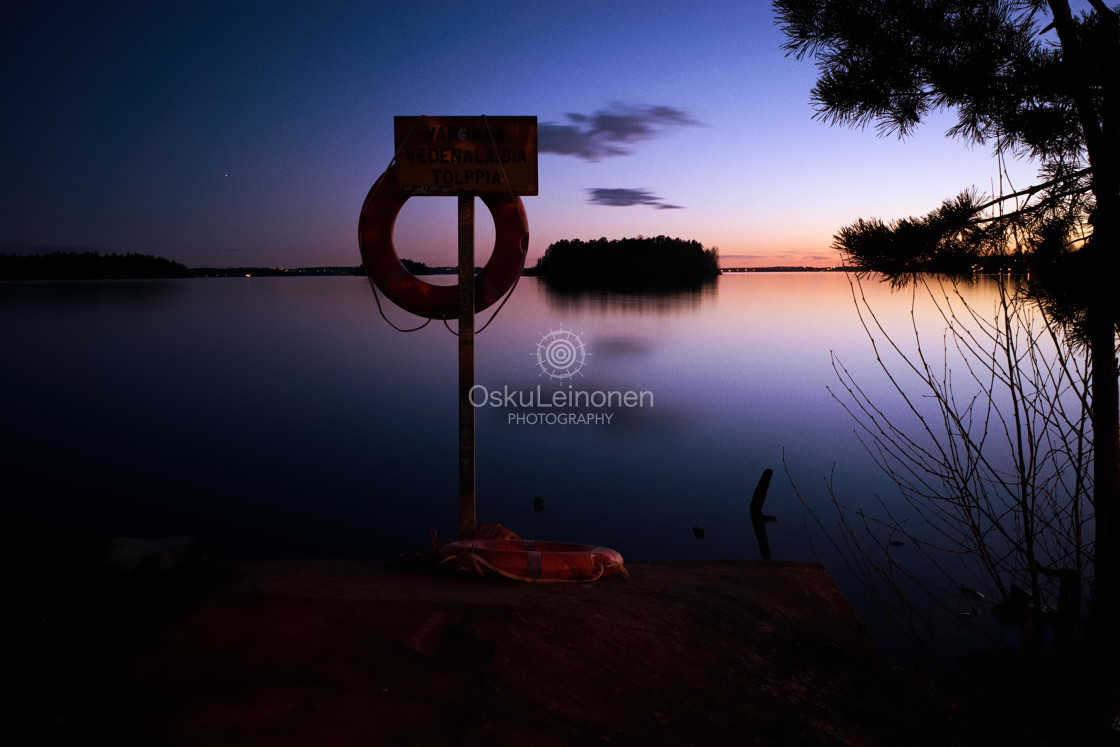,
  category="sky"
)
[2,1,1046,269]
